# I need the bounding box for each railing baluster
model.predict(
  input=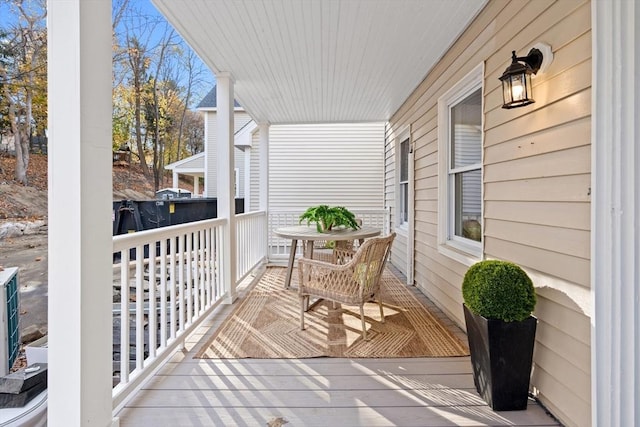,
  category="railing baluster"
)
[217,226,224,297]
[205,226,211,306]
[189,233,200,316]
[169,236,176,340]
[186,232,193,325]
[178,234,185,332]
[159,239,167,348]
[199,230,205,315]
[135,245,144,372]
[148,242,156,359]
[119,250,130,385]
